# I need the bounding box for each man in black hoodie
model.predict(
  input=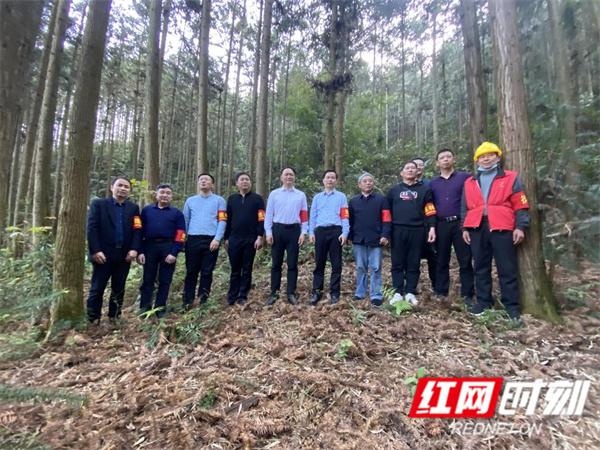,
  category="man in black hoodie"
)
[387,161,437,306]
